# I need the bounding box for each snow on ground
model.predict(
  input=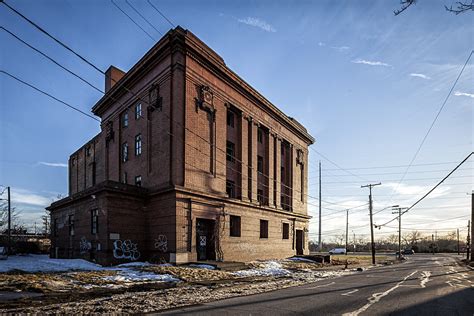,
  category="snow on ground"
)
[0,255,105,273]
[103,269,179,283]
[116,262,152,268]
[288,257,317,263]
[233,261,290,277]
[188,264,216,270]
